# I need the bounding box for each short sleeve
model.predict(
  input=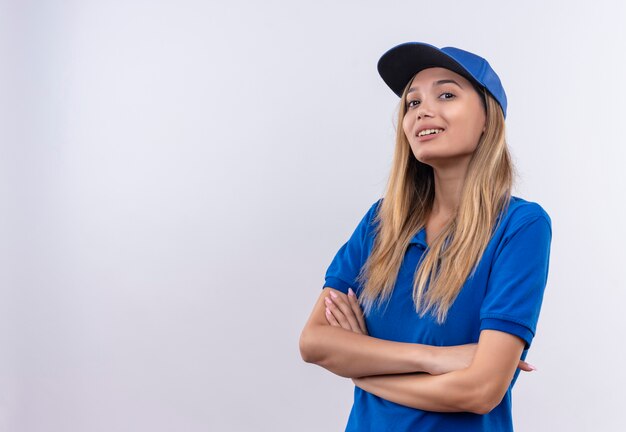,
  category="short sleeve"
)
[480,213,552,349]
[322,199,382,295]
